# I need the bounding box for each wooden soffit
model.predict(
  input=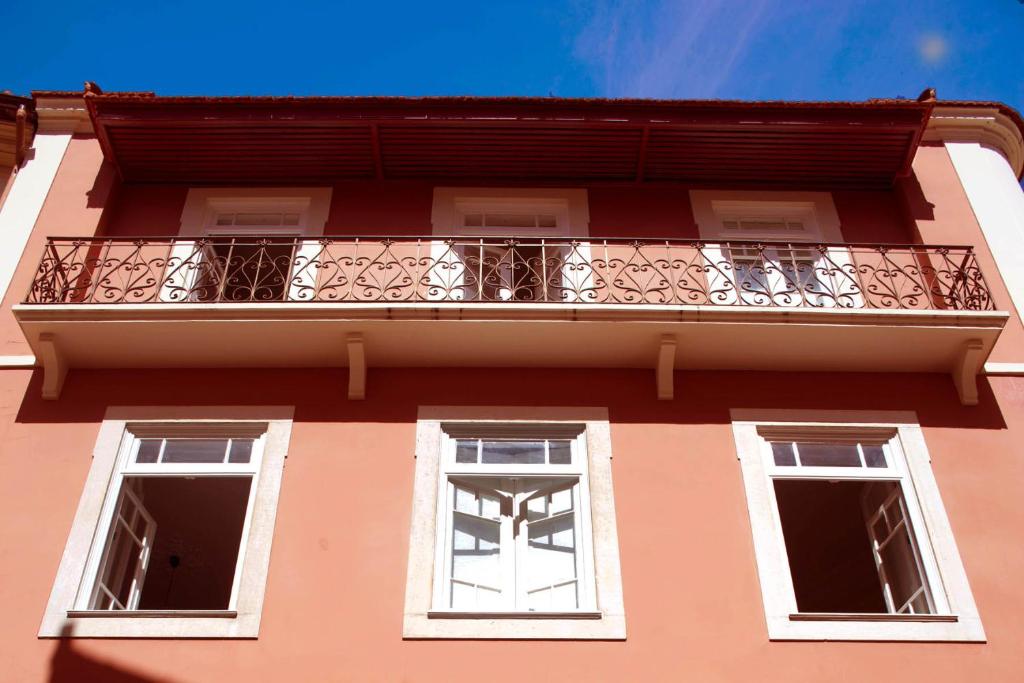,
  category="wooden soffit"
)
[87,94,935,189]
